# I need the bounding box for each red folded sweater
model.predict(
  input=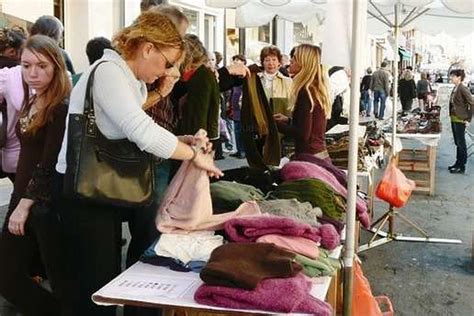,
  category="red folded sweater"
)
[224,215,340,250]
[194,272,332,315]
